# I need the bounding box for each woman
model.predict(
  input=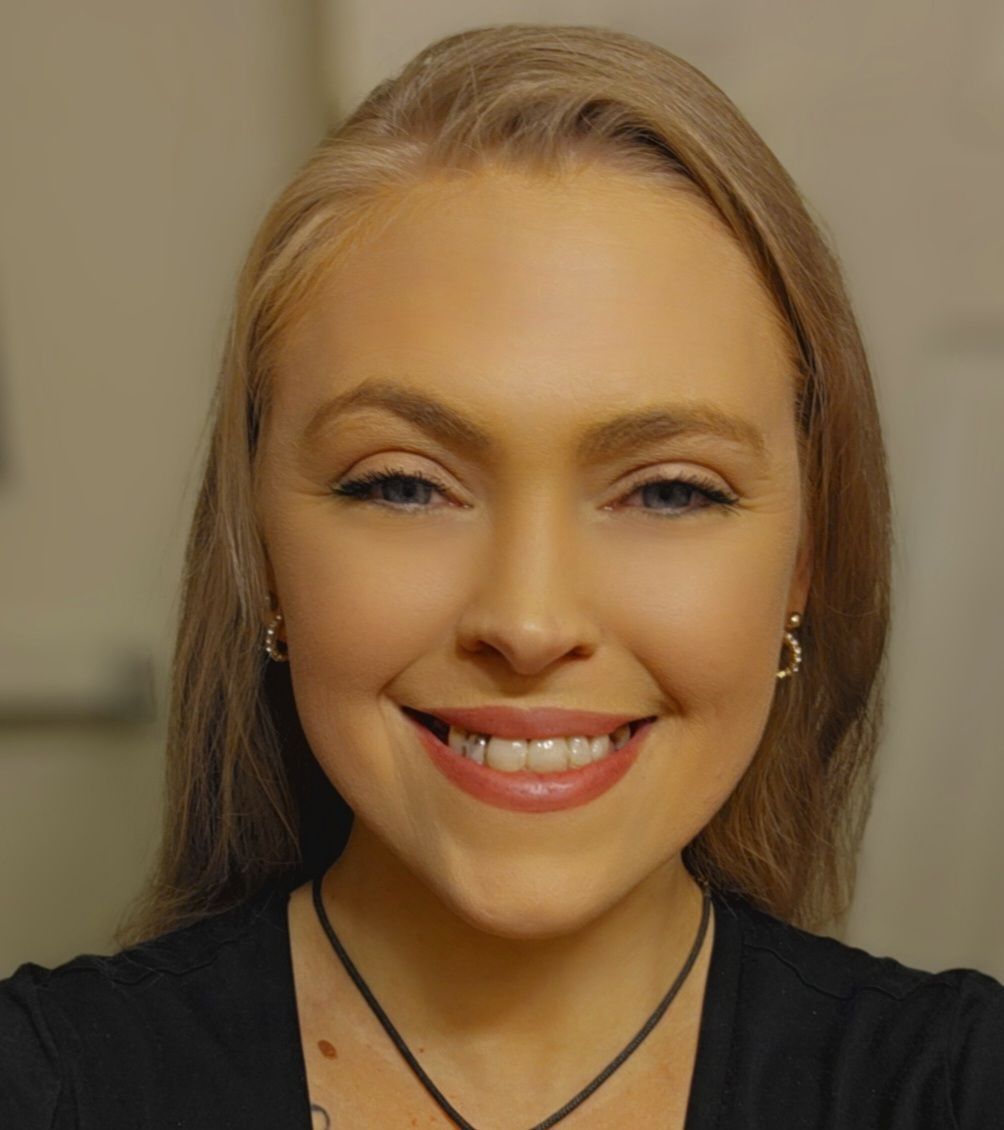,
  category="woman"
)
[2,23,1001,1130]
